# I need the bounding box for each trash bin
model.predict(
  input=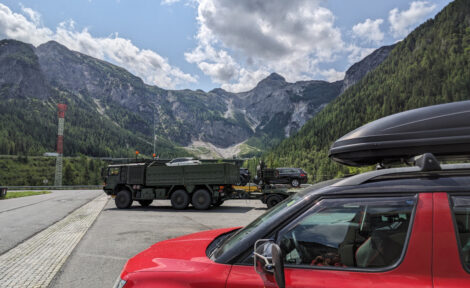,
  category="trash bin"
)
[0,187,7,199]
